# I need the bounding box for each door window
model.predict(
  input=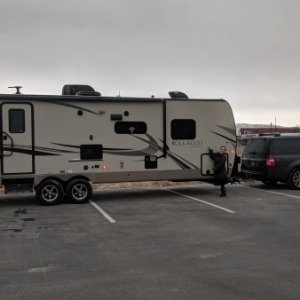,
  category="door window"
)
[9,109,25,133]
